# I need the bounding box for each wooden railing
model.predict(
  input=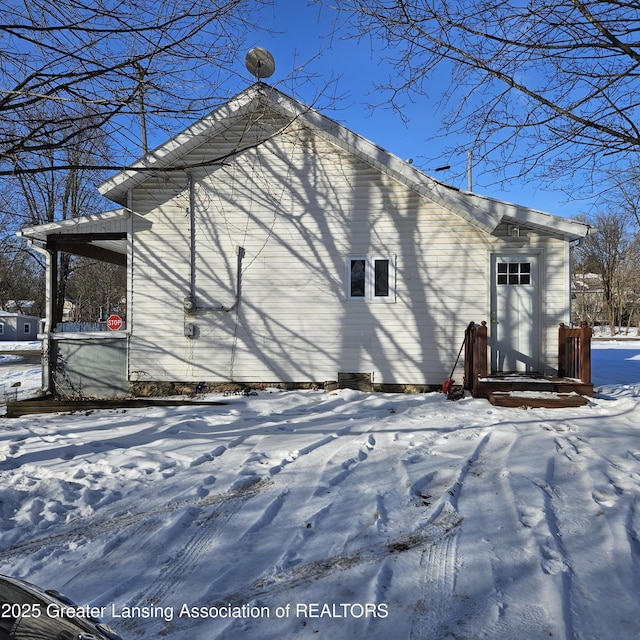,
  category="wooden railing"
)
[558,322,592,383]
[464,321,488,395]
[463,320,593,395]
